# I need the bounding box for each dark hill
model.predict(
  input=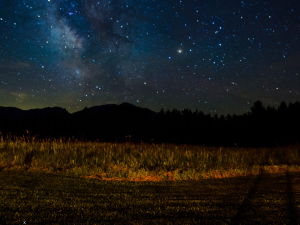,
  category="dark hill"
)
[0,102,159,143]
